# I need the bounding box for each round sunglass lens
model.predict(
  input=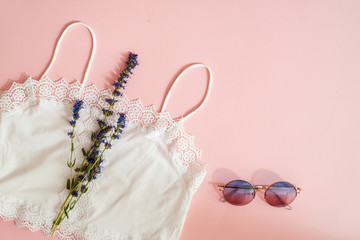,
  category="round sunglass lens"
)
[265,182,297,207]
[223,180,255,206]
